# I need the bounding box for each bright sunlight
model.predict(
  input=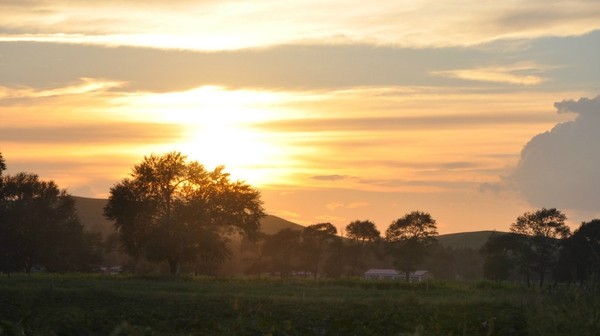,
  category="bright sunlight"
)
[117,86,296,186]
